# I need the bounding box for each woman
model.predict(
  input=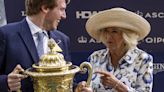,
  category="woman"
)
[76,7,153,92]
